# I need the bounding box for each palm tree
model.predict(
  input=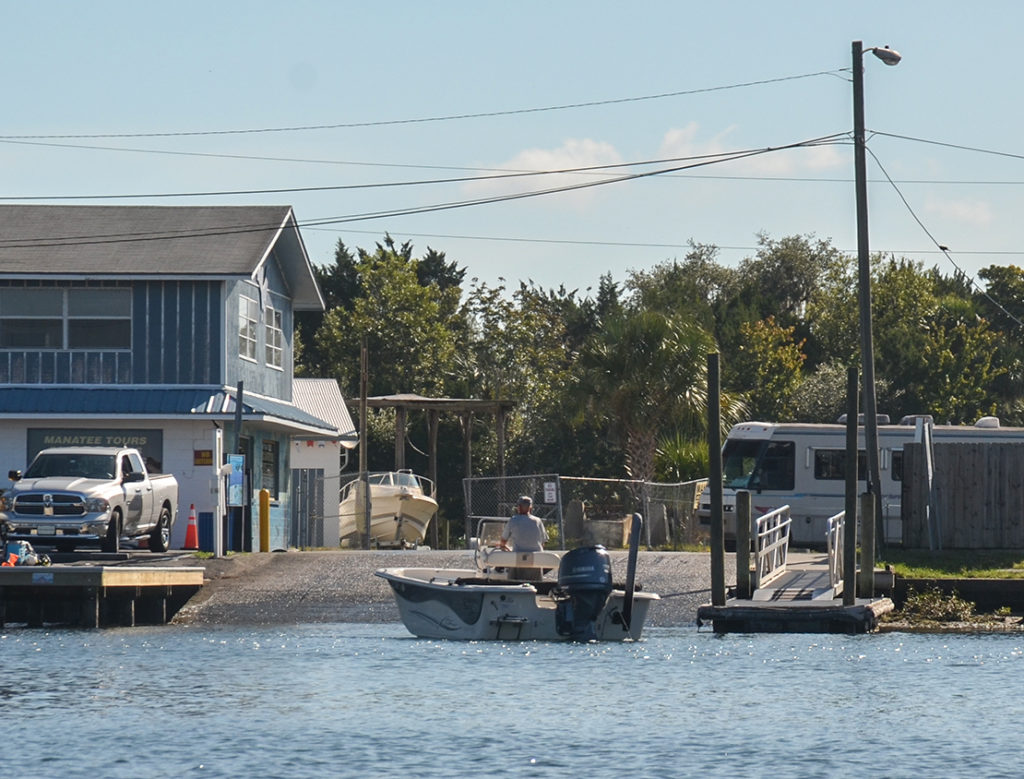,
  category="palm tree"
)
[576,310,730,482]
